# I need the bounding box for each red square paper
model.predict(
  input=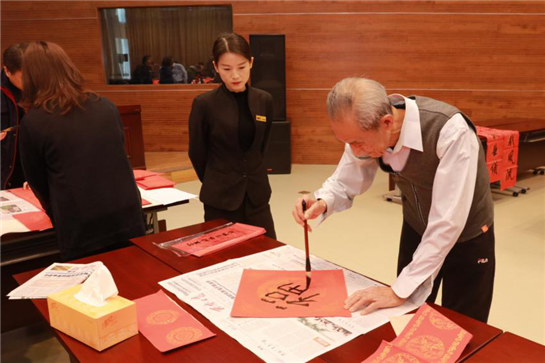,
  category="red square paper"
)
[231,269,351,318]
